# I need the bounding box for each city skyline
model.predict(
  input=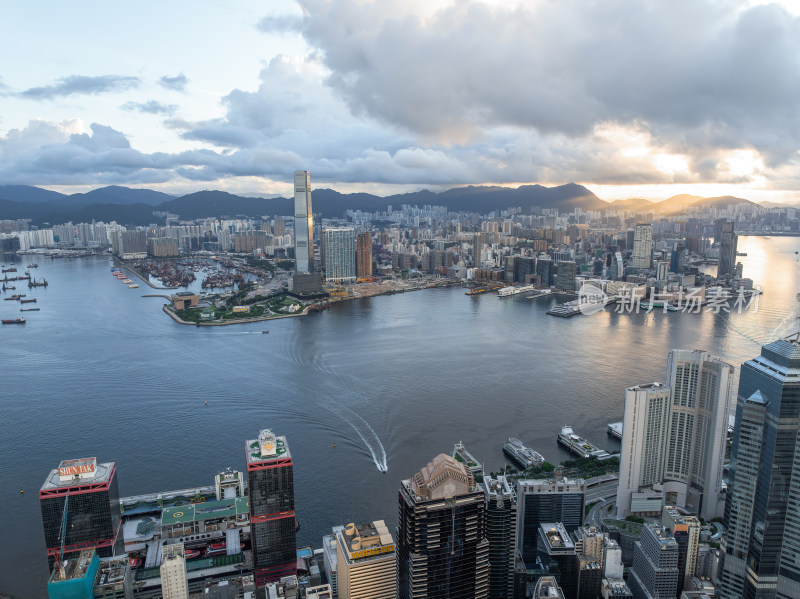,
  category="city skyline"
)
[4,1,800,204]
